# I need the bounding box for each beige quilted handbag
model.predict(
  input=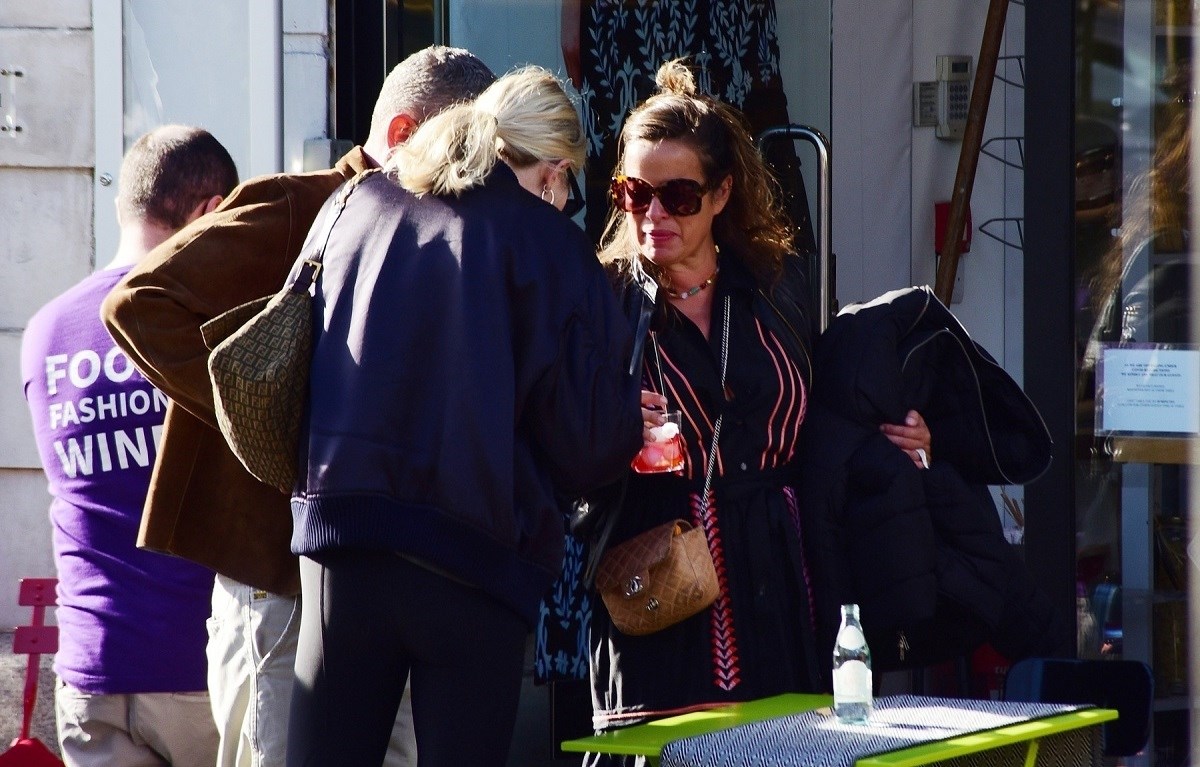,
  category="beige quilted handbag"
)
[200,170,376,493]
[596,520,719,636]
